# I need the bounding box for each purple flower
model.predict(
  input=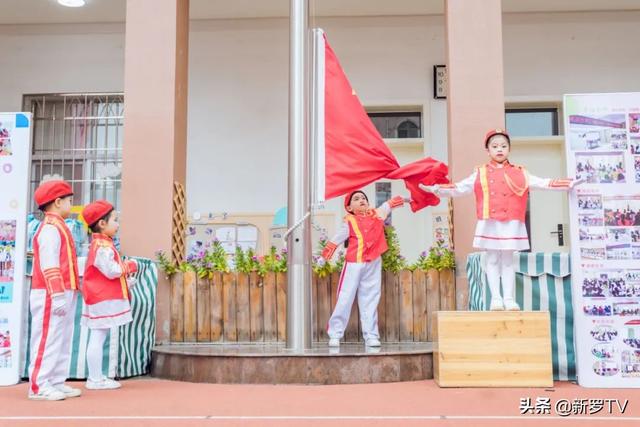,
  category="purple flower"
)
[281,248,288,254]
[420,251,427,257]
[205,228,213,235]
[206,262,213,269]
[186,254,194,262]
[213,237,219,243]
[252,256,258,261]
